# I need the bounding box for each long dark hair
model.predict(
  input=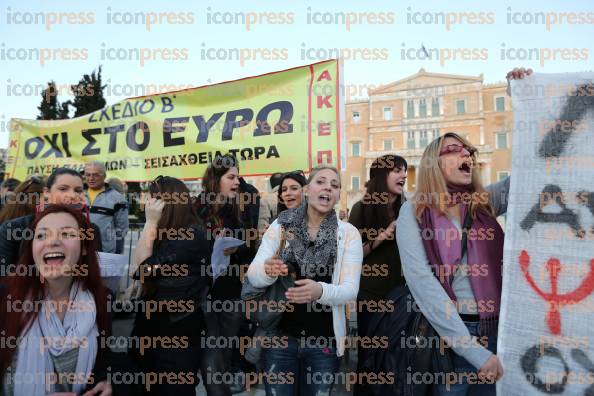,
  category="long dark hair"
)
[0,205,110,376]
[149,176,201,250]
[198,154,240,226]
[47,167,83,189]
[361,154,407,229]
